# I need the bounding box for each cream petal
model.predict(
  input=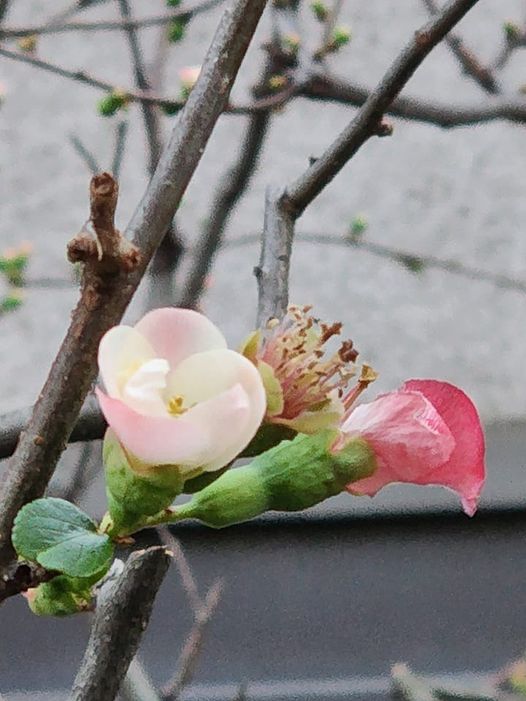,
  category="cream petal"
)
[97,384,253,470]
[135,308,227,369]
[167,349,267,469]
[98,326,156,399]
